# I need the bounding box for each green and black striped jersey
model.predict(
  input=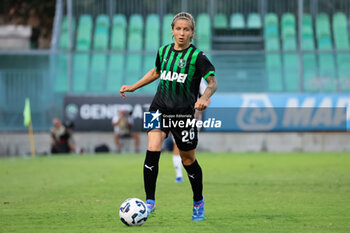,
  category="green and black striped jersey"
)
[150,43,215,114]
